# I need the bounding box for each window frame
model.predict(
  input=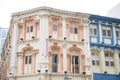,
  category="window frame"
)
[116,28,120,38]
[70,22,78,34]
[90,25,98,36]
[102,27,111,37]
